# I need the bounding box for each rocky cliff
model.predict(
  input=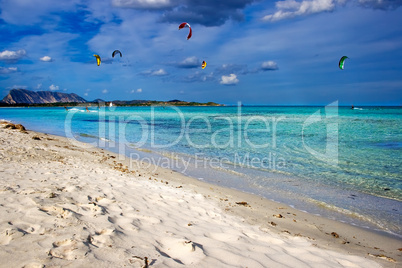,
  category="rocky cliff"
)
[1,89,87,104]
